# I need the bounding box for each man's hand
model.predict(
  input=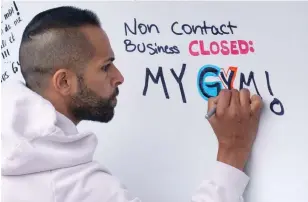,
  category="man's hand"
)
[207,89,263,171]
